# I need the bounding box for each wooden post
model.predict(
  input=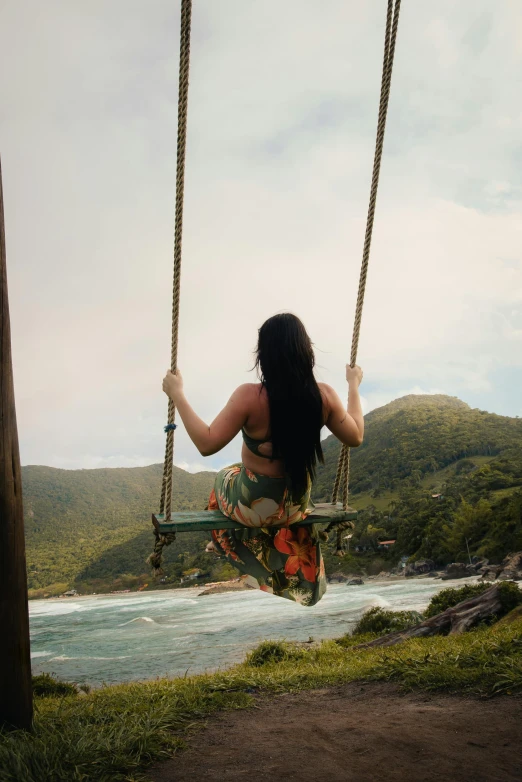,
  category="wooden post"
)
[0,157,33,730]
